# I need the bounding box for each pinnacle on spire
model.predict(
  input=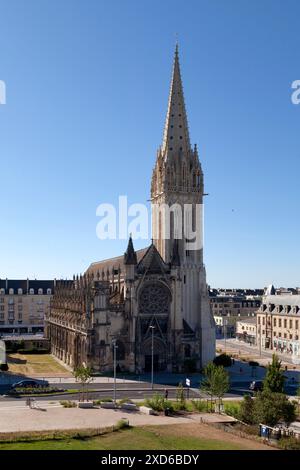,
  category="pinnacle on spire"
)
[124,235,137,265]
[161,44,191,158]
